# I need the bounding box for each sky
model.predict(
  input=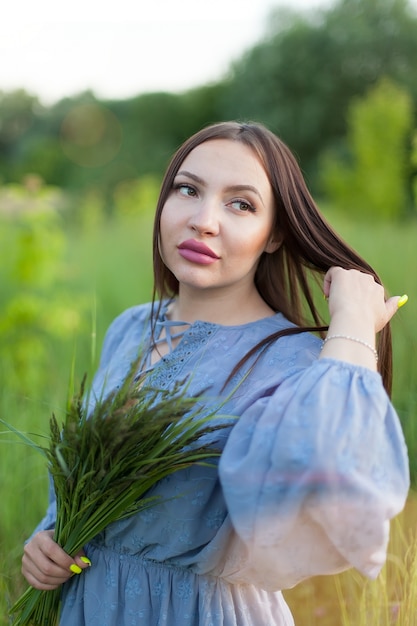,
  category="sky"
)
[0,0,333,105]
